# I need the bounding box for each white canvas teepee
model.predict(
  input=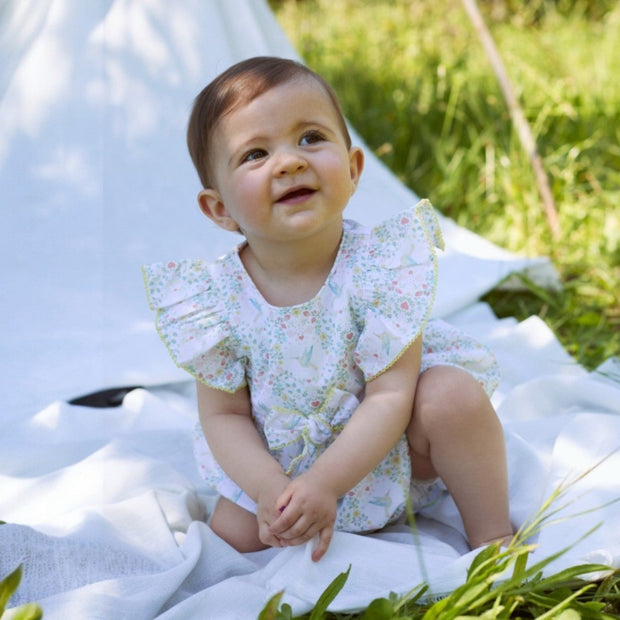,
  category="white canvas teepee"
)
[0,0,554,421]
[1,2,618,618]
